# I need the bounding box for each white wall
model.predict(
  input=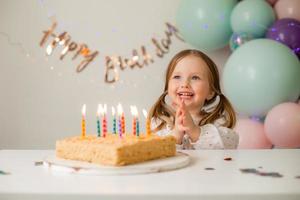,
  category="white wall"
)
[0,0,231,149]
